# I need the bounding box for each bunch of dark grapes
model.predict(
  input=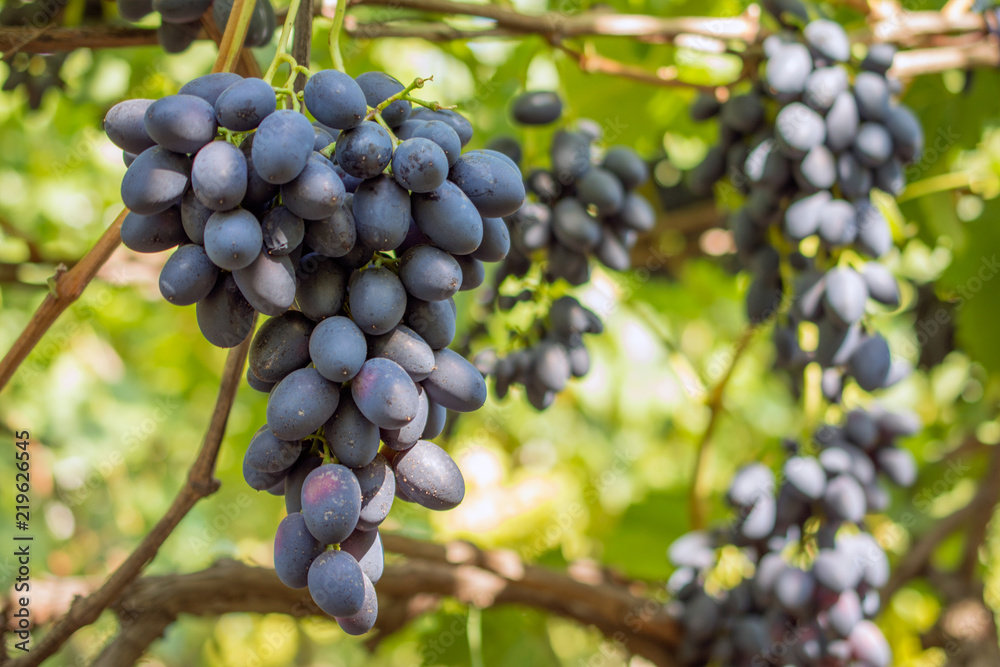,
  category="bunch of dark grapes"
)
[689,13,923,402]
[668,408,918,666]
[115,0,275,53]
[474,91,656,409]
[105,68,524,633]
